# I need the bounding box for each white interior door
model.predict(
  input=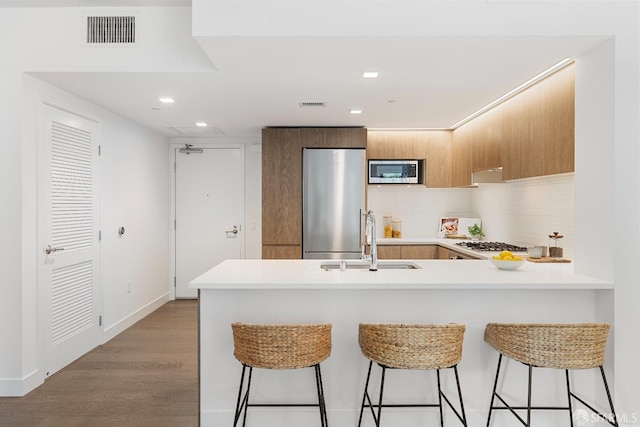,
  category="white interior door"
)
[38,104,101,378]
[175,147,244,298]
